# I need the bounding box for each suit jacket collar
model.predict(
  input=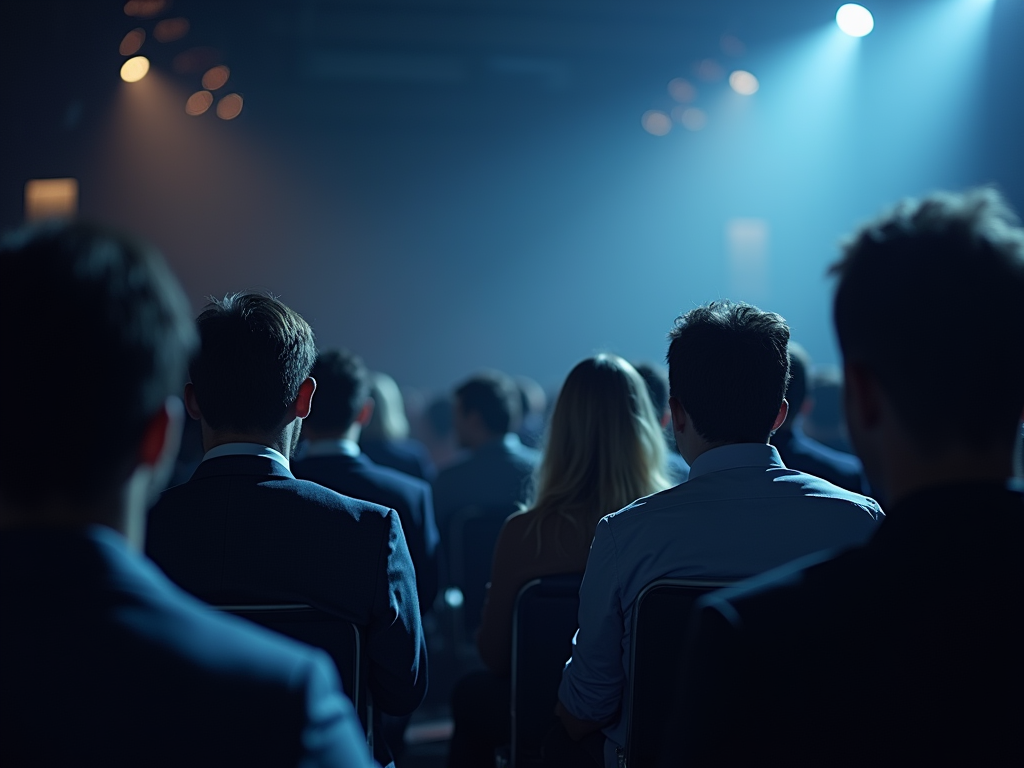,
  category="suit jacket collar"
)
[189,454,295,482]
